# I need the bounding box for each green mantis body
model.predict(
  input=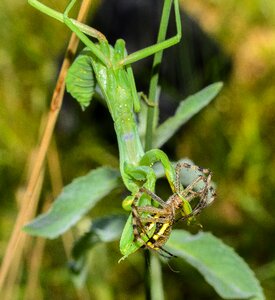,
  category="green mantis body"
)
[28,0,195,257]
